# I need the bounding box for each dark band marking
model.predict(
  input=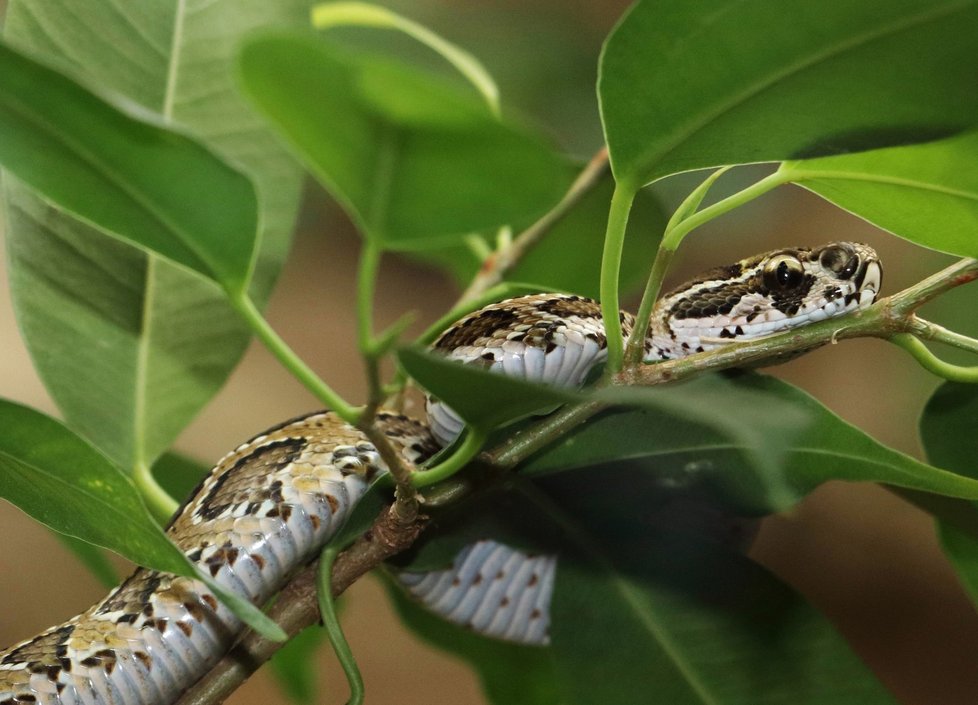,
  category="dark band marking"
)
[194,439,305,522]
[435,307,519,350]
